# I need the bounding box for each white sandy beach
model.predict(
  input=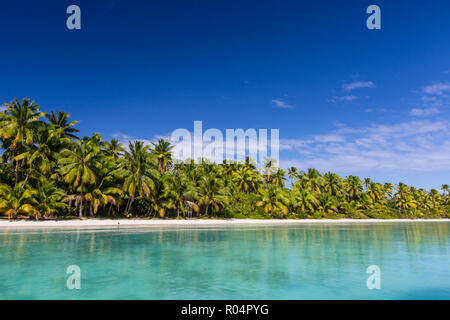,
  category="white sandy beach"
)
[0,218,448,228]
